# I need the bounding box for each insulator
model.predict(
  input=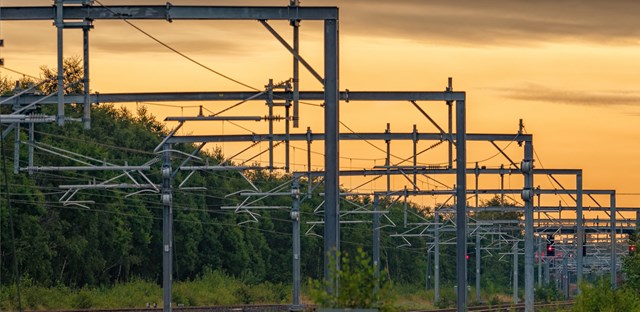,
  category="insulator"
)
[161,193,172,205]
[162,166,172,179]
[521,160,533,173]
[28,114,47,121]
[521,188,534,202]
[290,211,300,221]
